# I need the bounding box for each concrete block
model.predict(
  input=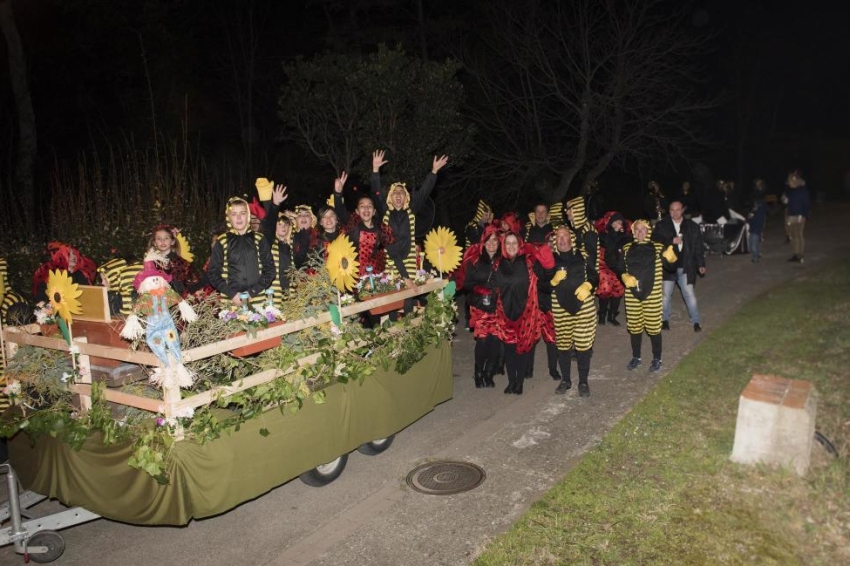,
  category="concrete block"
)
[730,374,817,476]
